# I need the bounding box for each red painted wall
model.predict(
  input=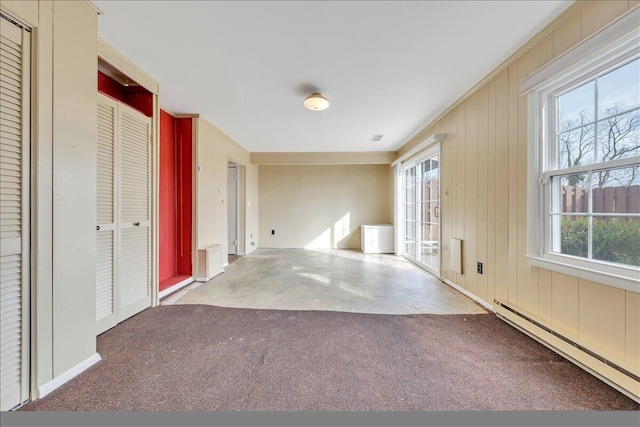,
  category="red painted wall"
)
[98,71,125,102]
[98,71,153,117]
[124,86,154,117]
[159,112,193,284]
[159,110,178,283]
[176,118,193,276]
